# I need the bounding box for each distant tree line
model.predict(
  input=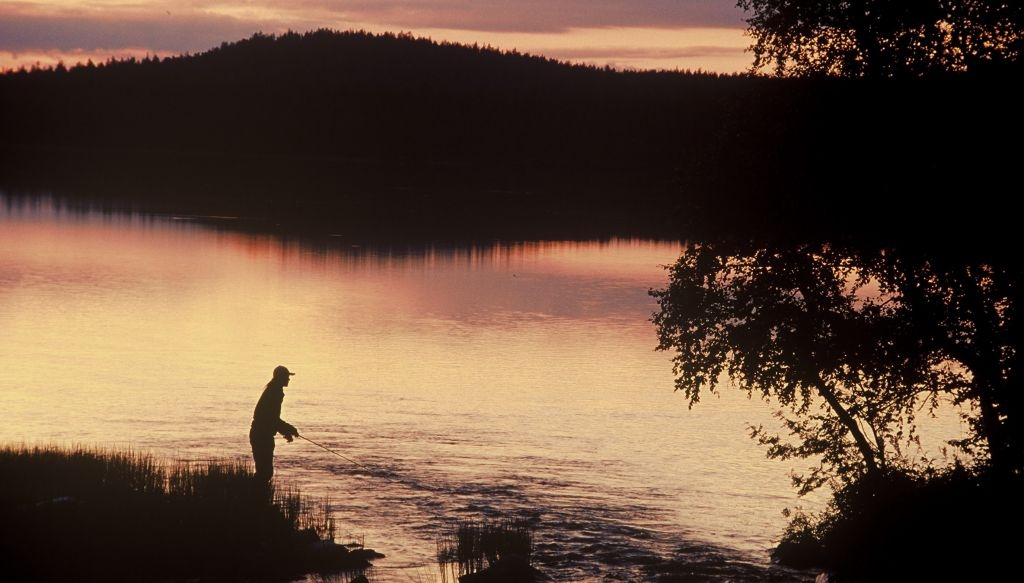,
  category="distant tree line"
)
[0,27,1018,244]
[0,29,740,240]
